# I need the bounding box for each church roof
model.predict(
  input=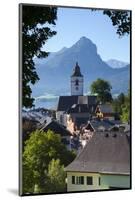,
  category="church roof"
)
[57,96,78,111]
[57,95,97,111]
[65,132,130,175]
[66,104,96,114]
[71,62,83,77]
